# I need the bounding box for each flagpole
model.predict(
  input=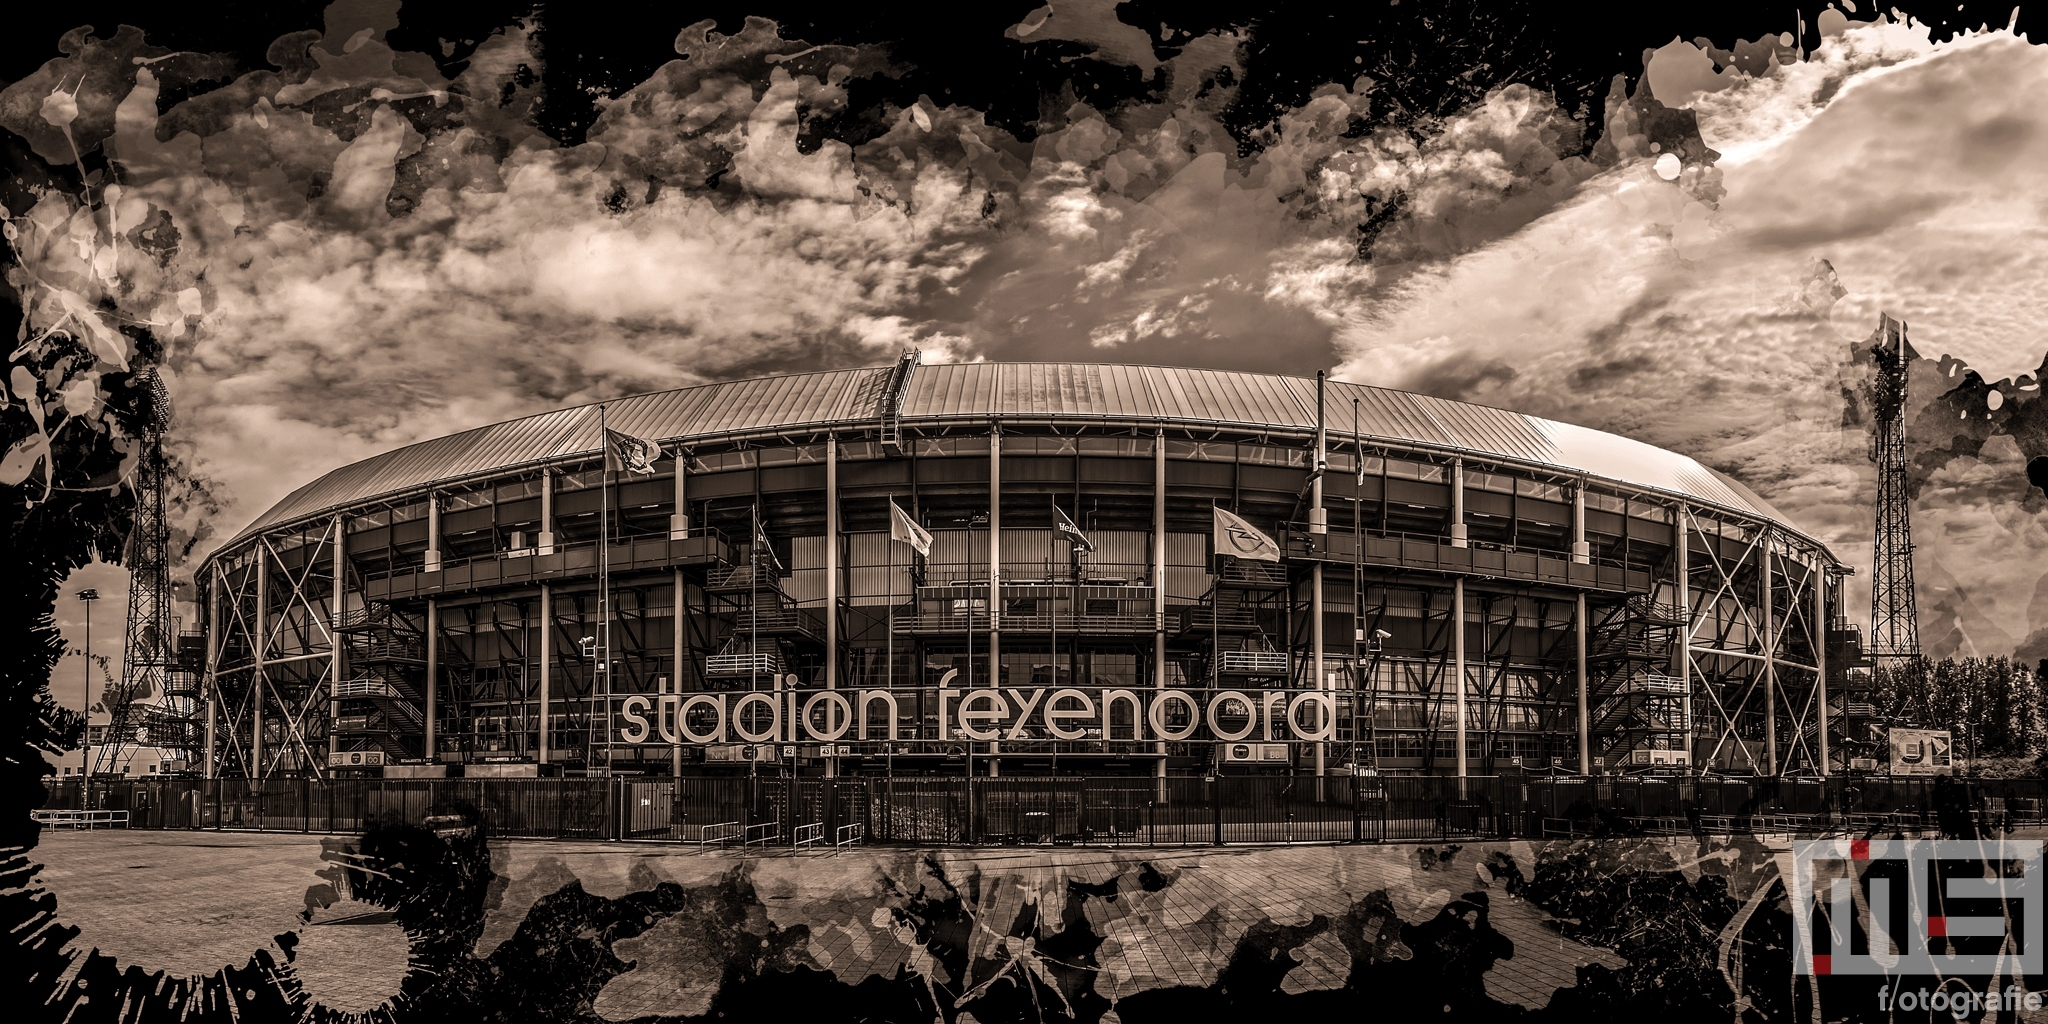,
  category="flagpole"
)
[1353,398,1363,771]
[751,502,760,699]
[598,404,609,774]
[1072,507,1082,705]
[966,562,974,781]
[887,501,895,695]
